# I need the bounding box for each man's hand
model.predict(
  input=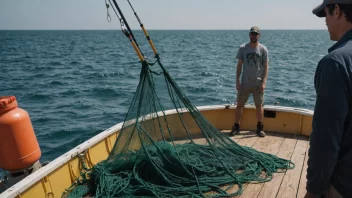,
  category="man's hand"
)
[259,82,266,93]
[304,192,320,198]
